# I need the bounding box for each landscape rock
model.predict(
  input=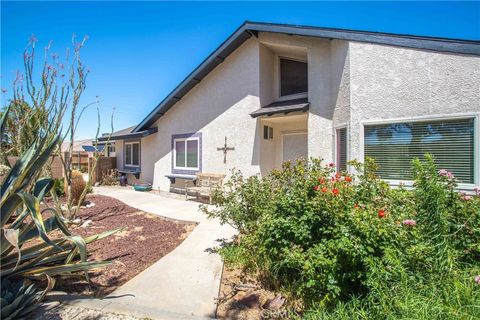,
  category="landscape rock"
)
[263,294,285,310]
